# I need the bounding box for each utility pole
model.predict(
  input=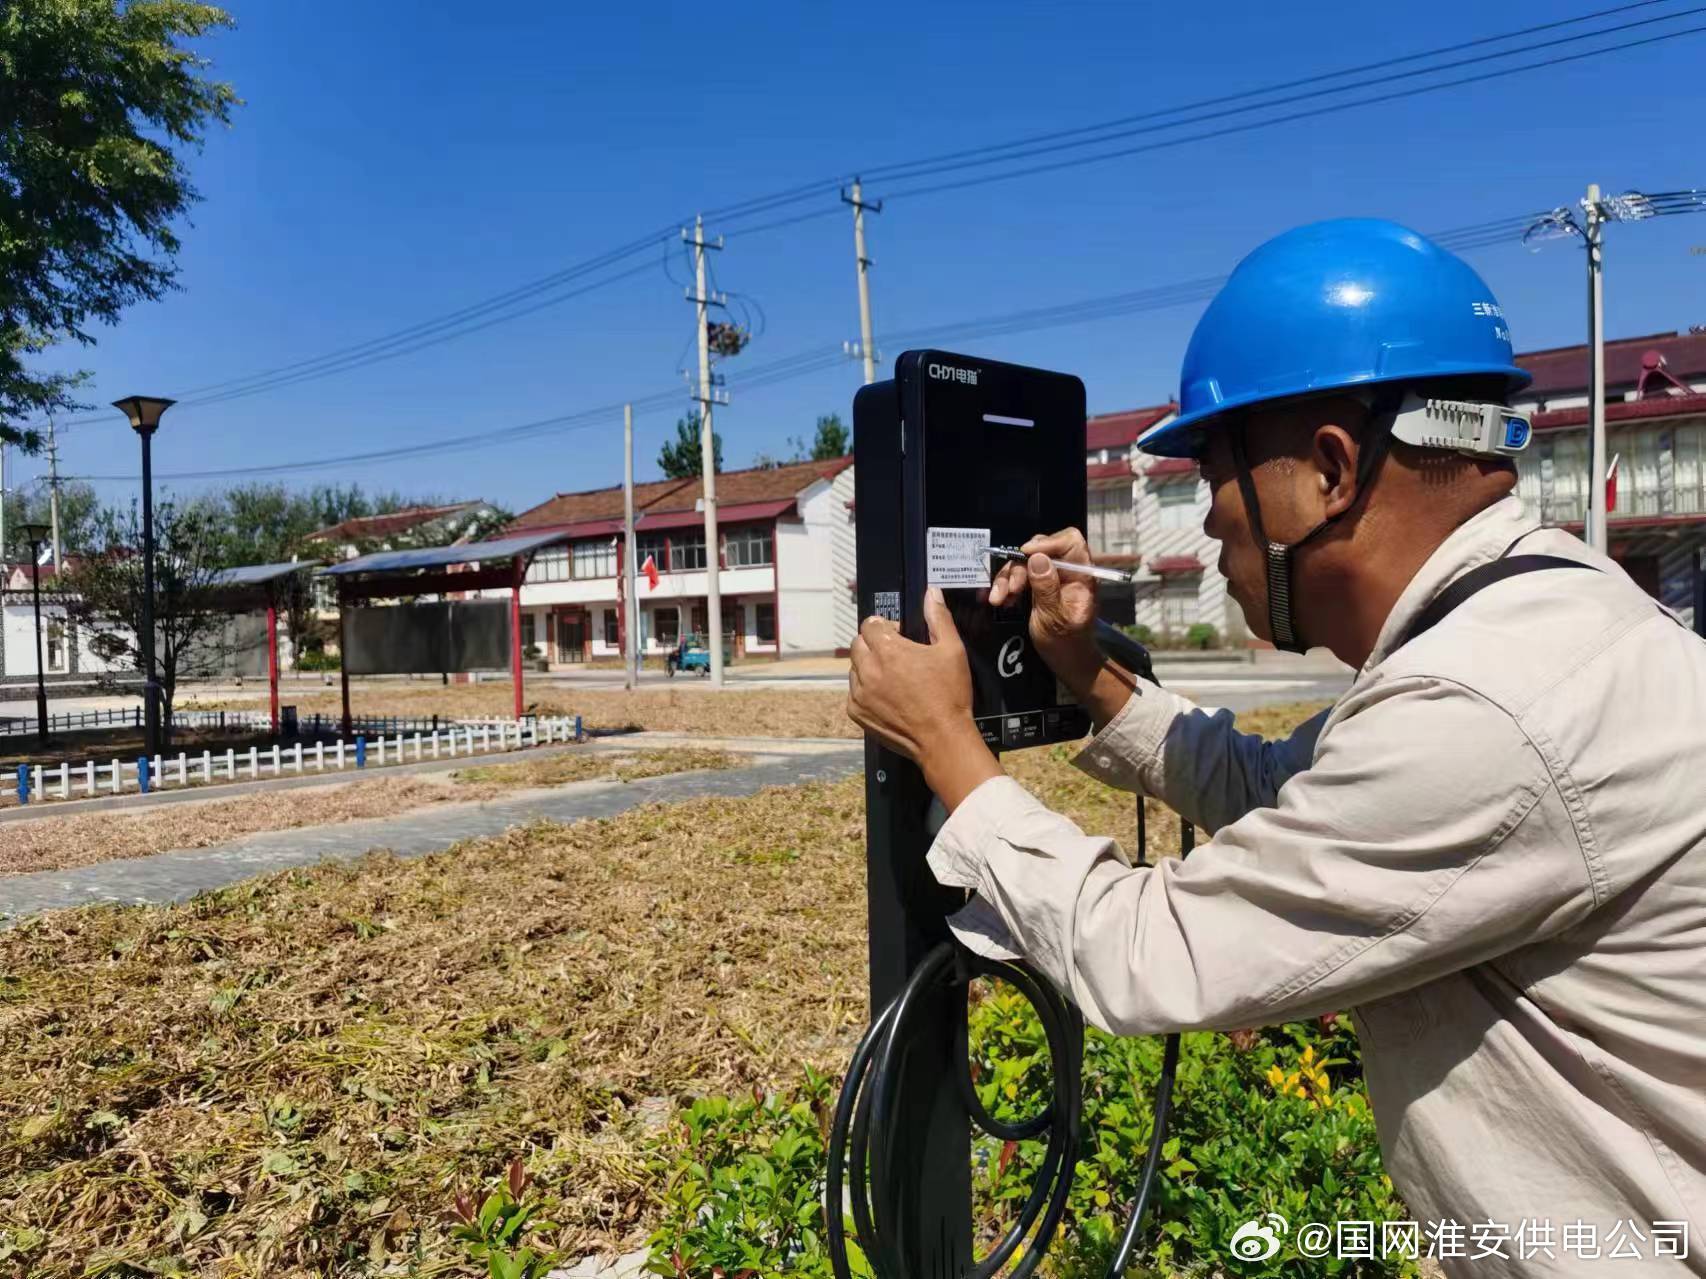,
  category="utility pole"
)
[0,441,7,568]
[684,216,728,688]
[45,415,63,569]
[1583,184,1608,556]
[623,402,639,691]
[842,180,883,385]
